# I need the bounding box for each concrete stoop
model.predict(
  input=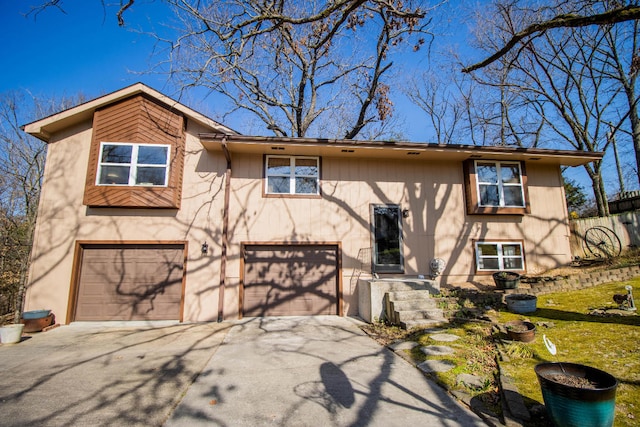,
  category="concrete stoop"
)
[383,283,448,329]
